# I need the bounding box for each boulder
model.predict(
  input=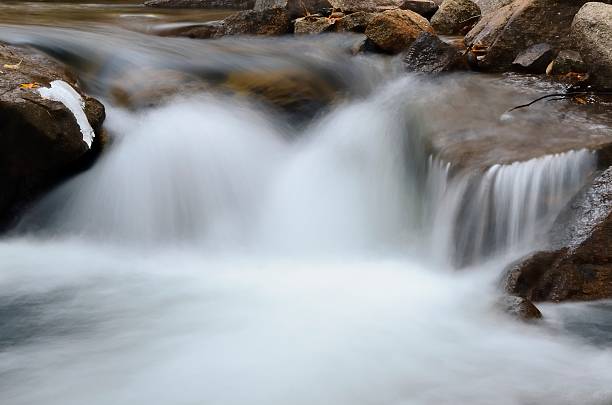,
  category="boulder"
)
[430,0,480,35]
[254,0,331,18]
[504,167,612,302]
[336,11,375,32]
[399,0,439,18]
[548,49,587,75]
[0,43,105,224]
[403,32,468,72]
[465,0,605,71]
[294,15,335,34]
[222,8,292,36]
[329,0,399,12]
[364,9,434,54]
[571,2,612,90]
[512,43,555,73]
[144,0,255,8]
[496,295,543,321]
